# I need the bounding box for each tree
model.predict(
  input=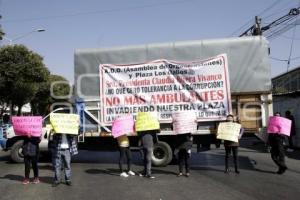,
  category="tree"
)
[30,74,71,116]
[0,27,4,40]
[0,45,50,115]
